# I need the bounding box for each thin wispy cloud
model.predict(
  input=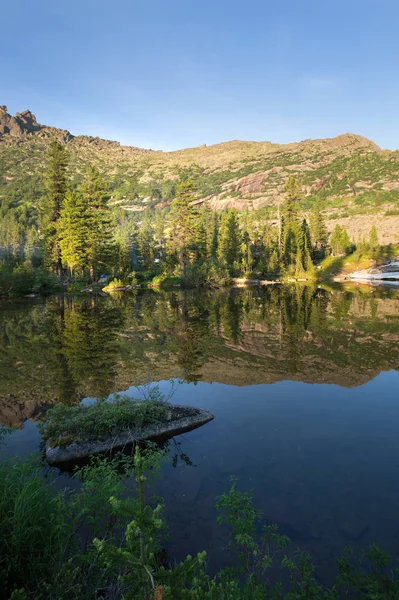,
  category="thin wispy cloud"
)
[299,76,347,93]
